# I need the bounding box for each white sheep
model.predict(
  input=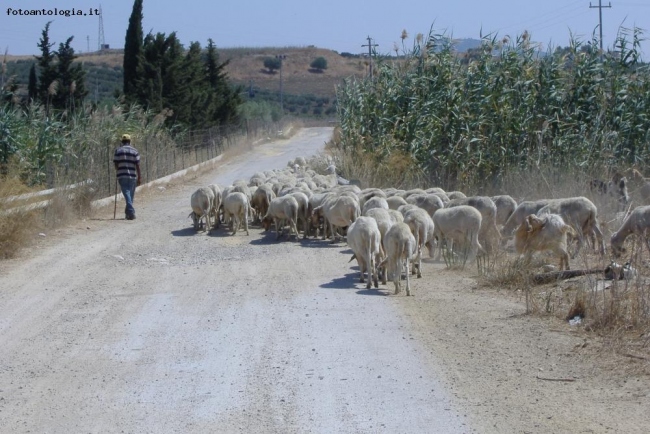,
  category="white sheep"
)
[514,213,576,270]
[405,194,445,218]
[311,194,360,243]
[307,192,330,238]
[385,195,408,210]
[501,200,551,238]
[347,216,382,289]
[222,192,250,236]
[387,209,405,224]
[208,184,223,228]
[262,195,300,240]
[432,205,484,262]
[446,196,500,252]
[288,191,311,238]
[250,184,276,223]
[365,207,395,284]
[403,208,435,277]
[491,195,518,228]
[380,222,417,296]
[361,196,389,216]
[536,196,605,256]
[610,205,650,257]
[446,191,467,200]
[189,187,214,232]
